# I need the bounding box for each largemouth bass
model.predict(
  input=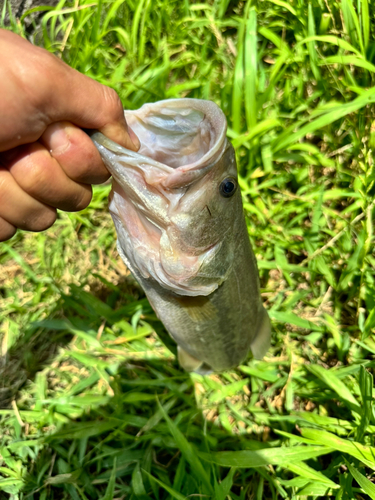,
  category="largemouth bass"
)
[90,98,271,373]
